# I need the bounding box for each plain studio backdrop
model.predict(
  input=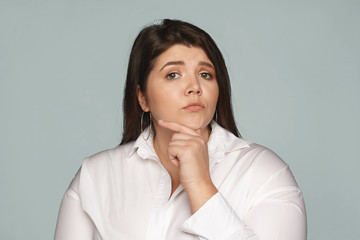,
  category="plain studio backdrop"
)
[0,0,359,239]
